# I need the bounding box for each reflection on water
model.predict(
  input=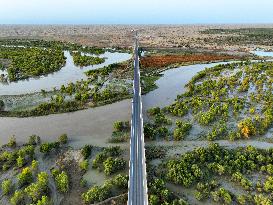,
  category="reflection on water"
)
[0,51,131,95]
